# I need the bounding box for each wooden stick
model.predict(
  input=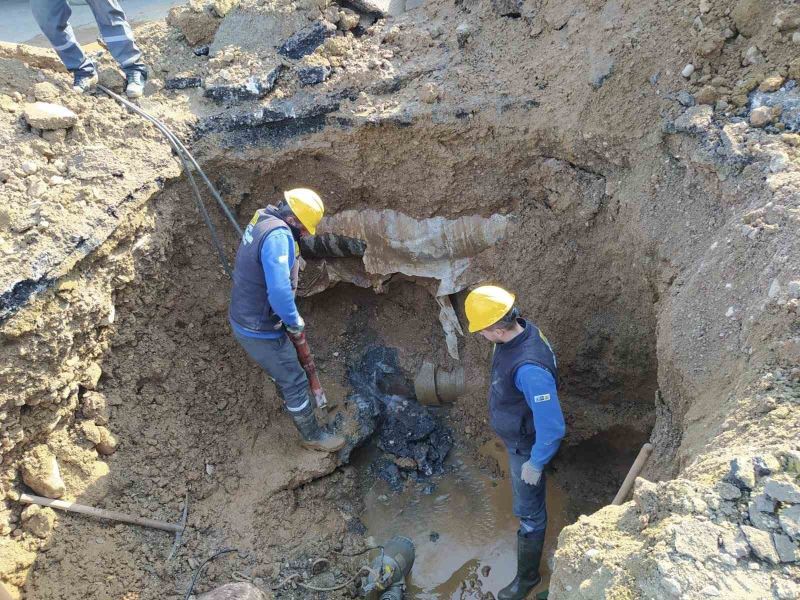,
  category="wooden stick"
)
[15,492,181,533]
[612,443,654,505]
